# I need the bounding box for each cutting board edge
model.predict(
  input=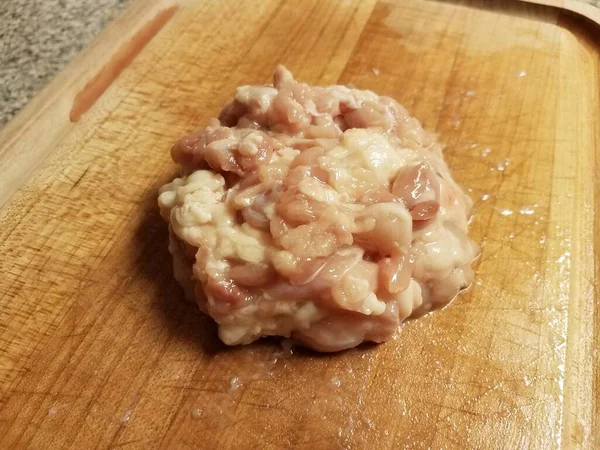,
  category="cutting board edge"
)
[518,0,600,24]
